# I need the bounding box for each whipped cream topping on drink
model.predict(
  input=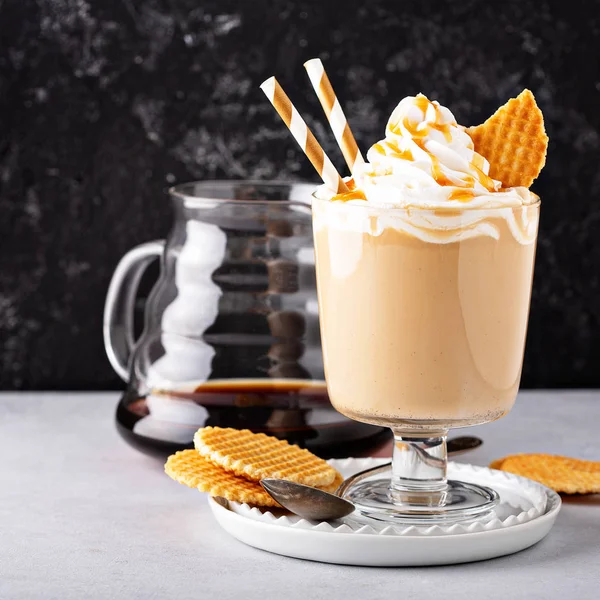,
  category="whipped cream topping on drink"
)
[363,95,535,208]
[322,94,535,208]
[315,94,539,243]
